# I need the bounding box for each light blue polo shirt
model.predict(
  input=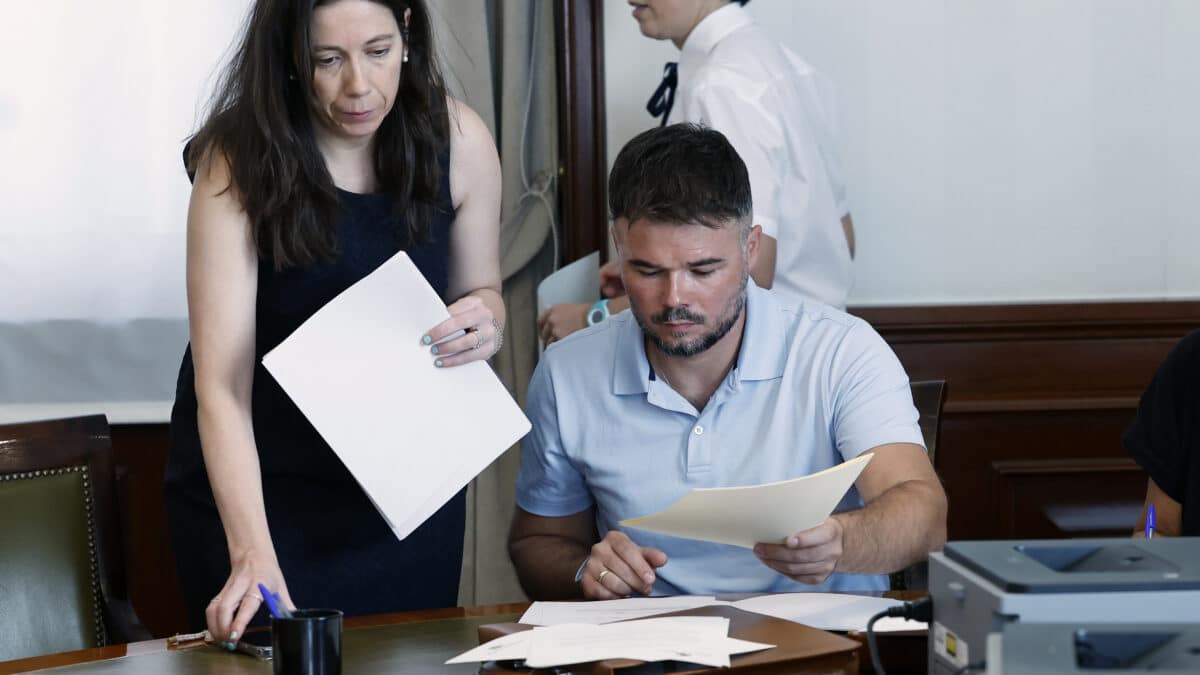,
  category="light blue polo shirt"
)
[516,283,924,594]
